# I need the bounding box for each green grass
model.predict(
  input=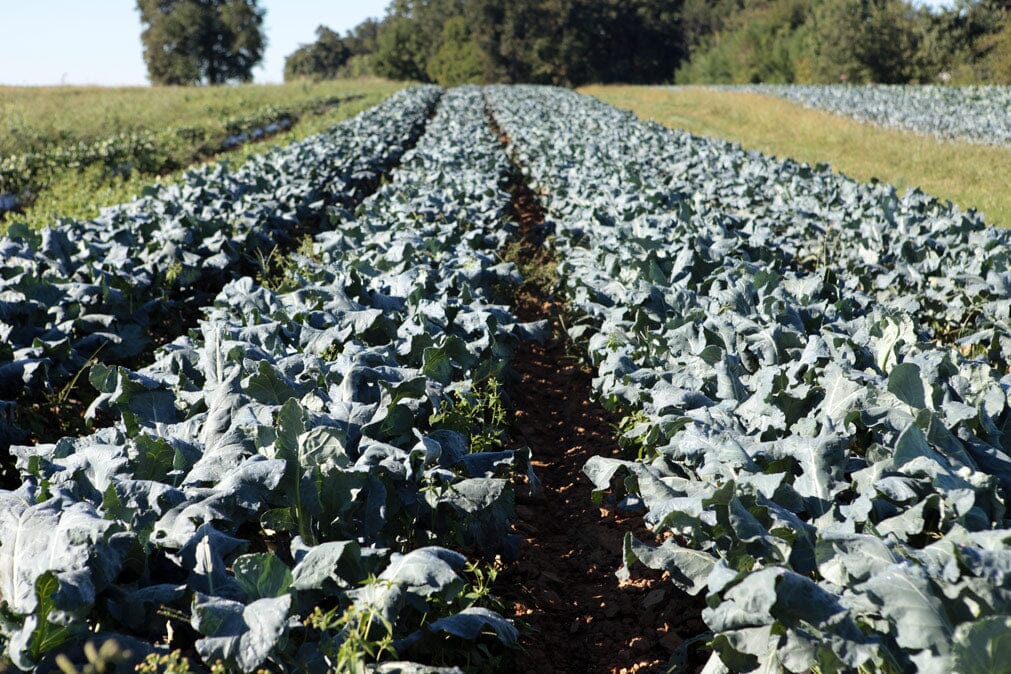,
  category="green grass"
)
[0,79,395,155]
[1,79,403,232]
[580,85,1011,228]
